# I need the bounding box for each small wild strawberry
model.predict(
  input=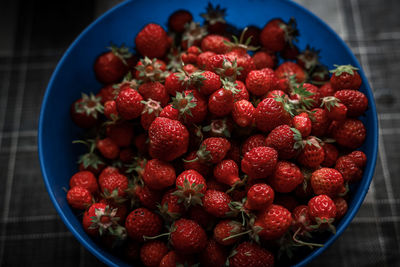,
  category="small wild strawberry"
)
[330,64,362,91]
